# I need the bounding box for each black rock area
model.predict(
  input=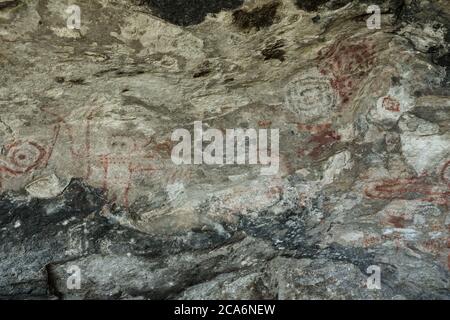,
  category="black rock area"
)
[232,1,280,30]
[139,0,244,26]
[294,0,330,12]
[0,180,234,298]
